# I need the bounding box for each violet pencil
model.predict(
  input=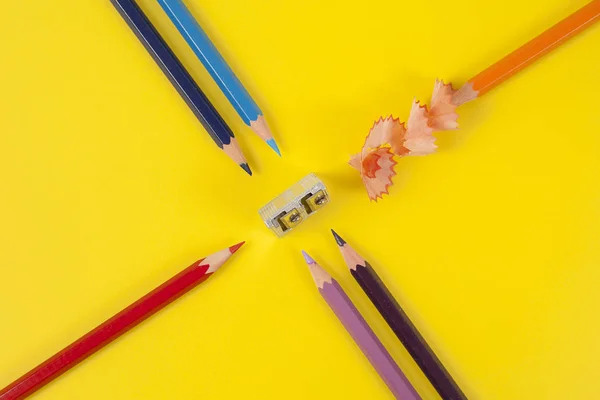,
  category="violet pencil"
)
[302,251,420,400]
[331,230,467,400]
